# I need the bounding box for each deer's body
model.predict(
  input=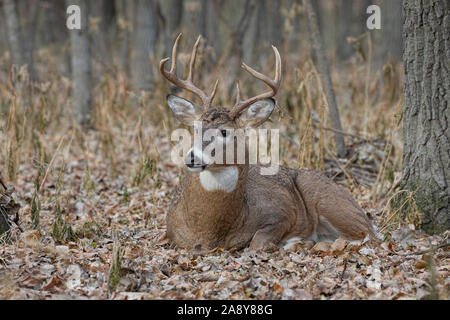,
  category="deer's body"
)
[161,34,375,251]
[167,164,374,250]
